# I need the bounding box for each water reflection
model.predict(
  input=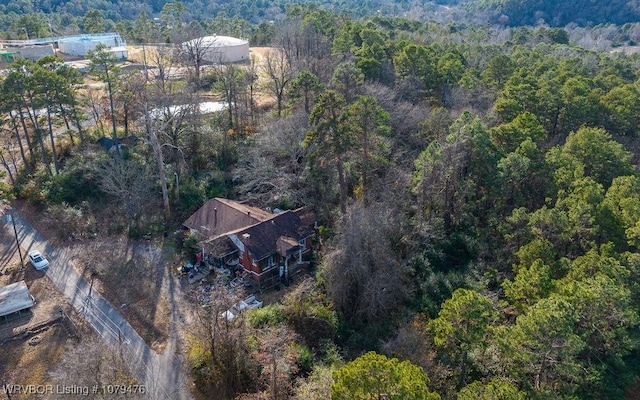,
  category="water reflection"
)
[150,101,227,118]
